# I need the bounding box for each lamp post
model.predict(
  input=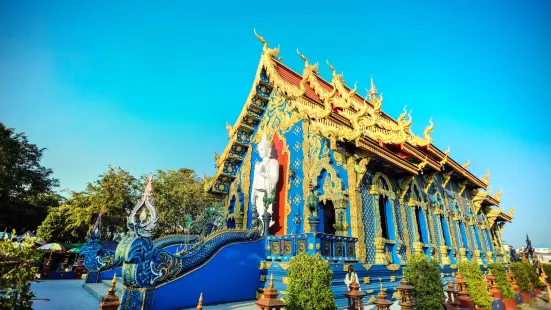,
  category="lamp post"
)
[396,277,415,310]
